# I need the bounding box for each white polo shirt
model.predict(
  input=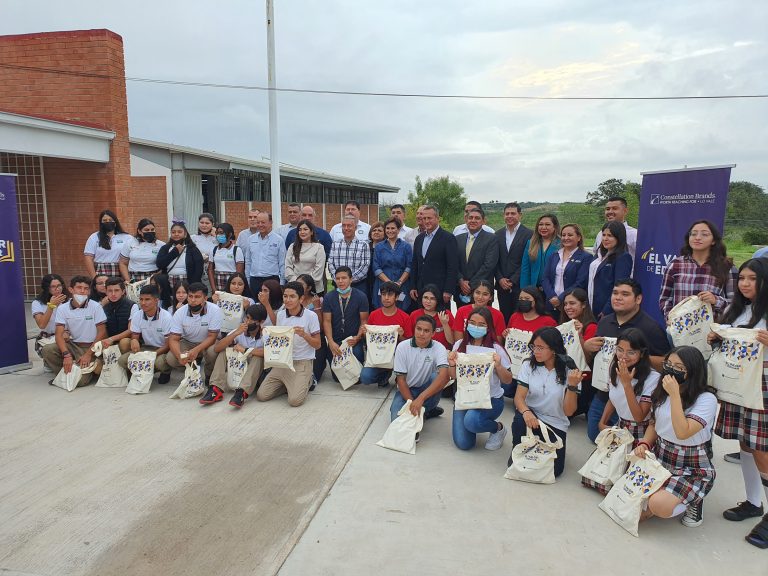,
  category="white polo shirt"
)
[166,247,187,277]
[54,300,107,343]
[654,392,717,446]
[83,232,133,263]
[234,331,264,349]
[608,370,660,422]
[212,244,244,274]
[120,238,163,272]
[276,306,320,361]
[516,361,570,432]
[191,233,217,260]
[329,220,371,243]
[170,303,223,344]
[394,338,449,388]
[130,307,173,348]
[31,300,58,334]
